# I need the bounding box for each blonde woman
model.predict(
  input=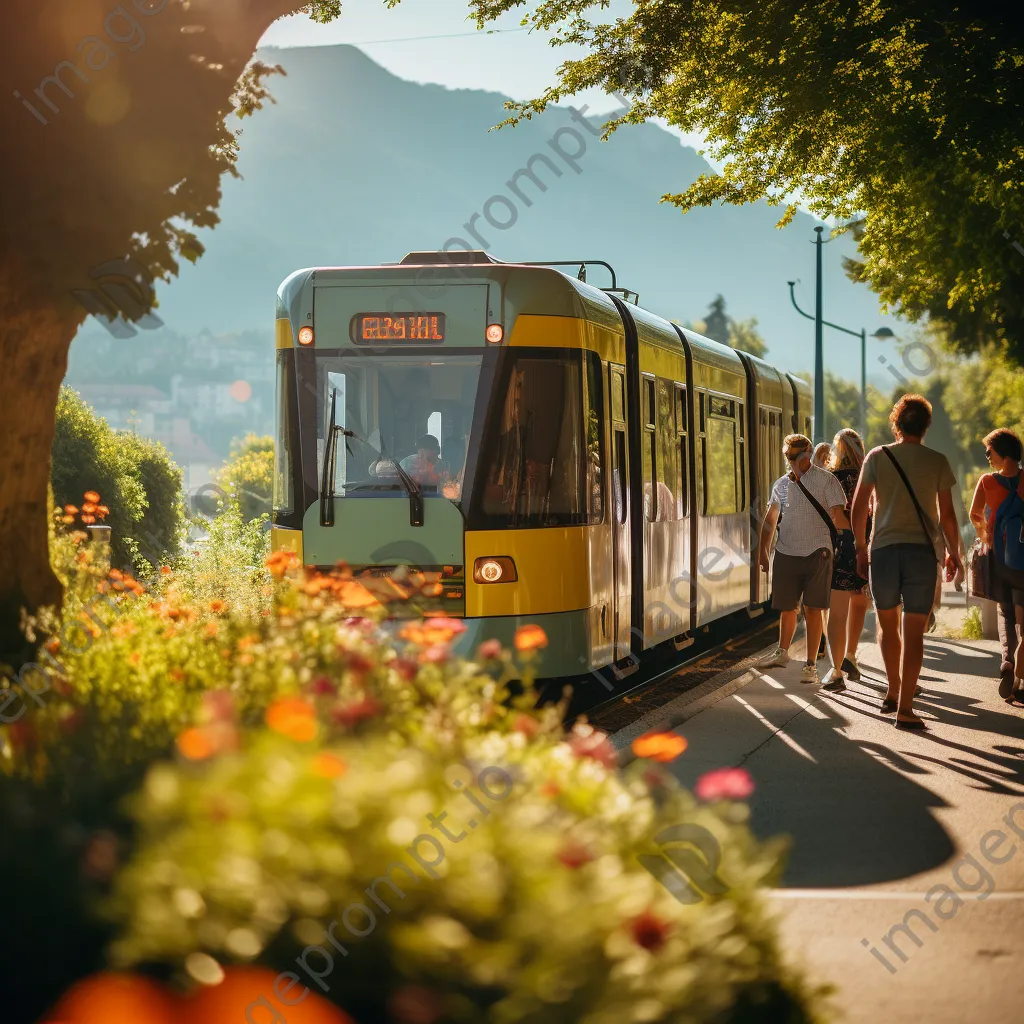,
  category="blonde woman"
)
[822,428,872,689]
